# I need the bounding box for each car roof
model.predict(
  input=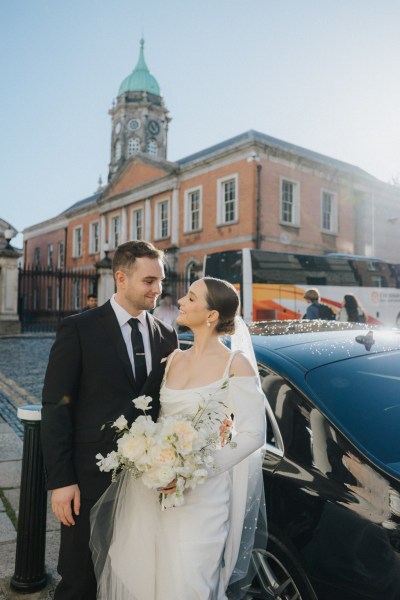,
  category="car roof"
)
[250,321,400,372]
